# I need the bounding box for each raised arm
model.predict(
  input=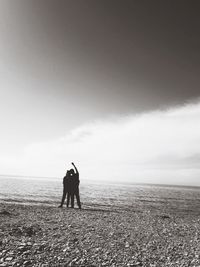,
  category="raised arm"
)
[72,162,79,174]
